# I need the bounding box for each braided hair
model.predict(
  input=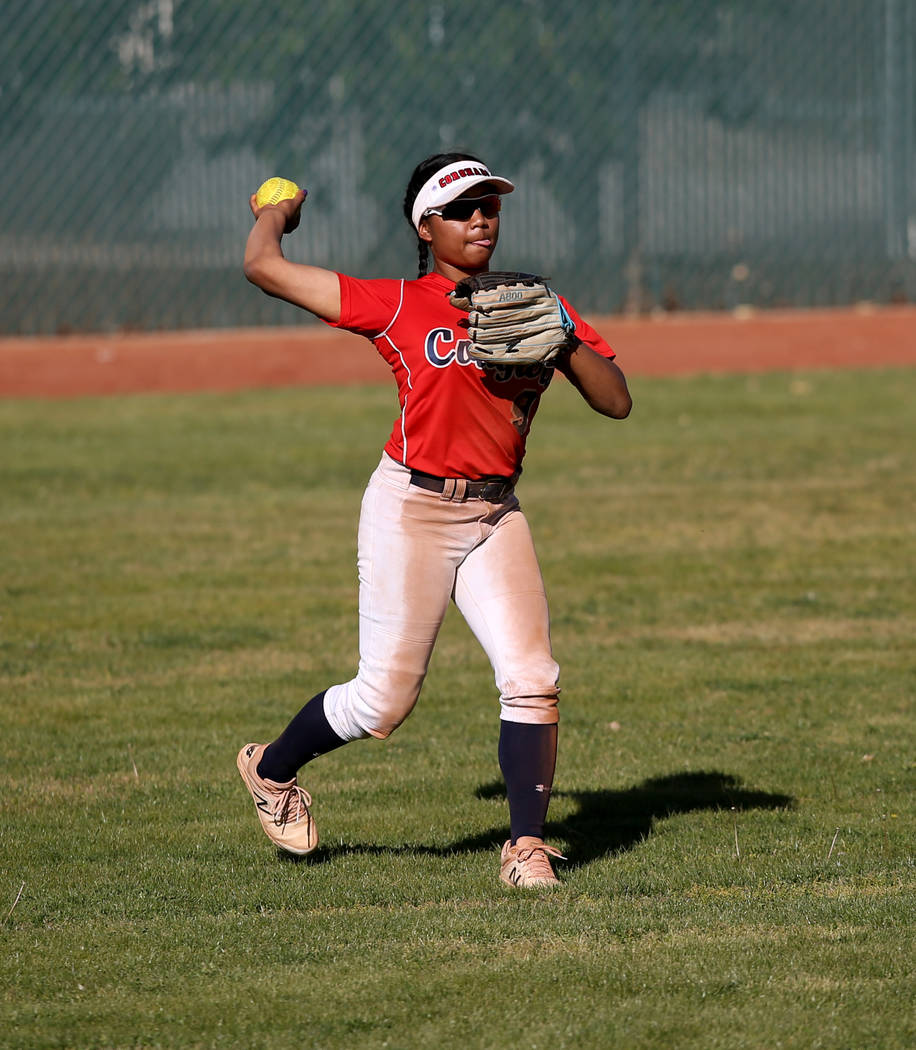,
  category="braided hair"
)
[403,151,485,278]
